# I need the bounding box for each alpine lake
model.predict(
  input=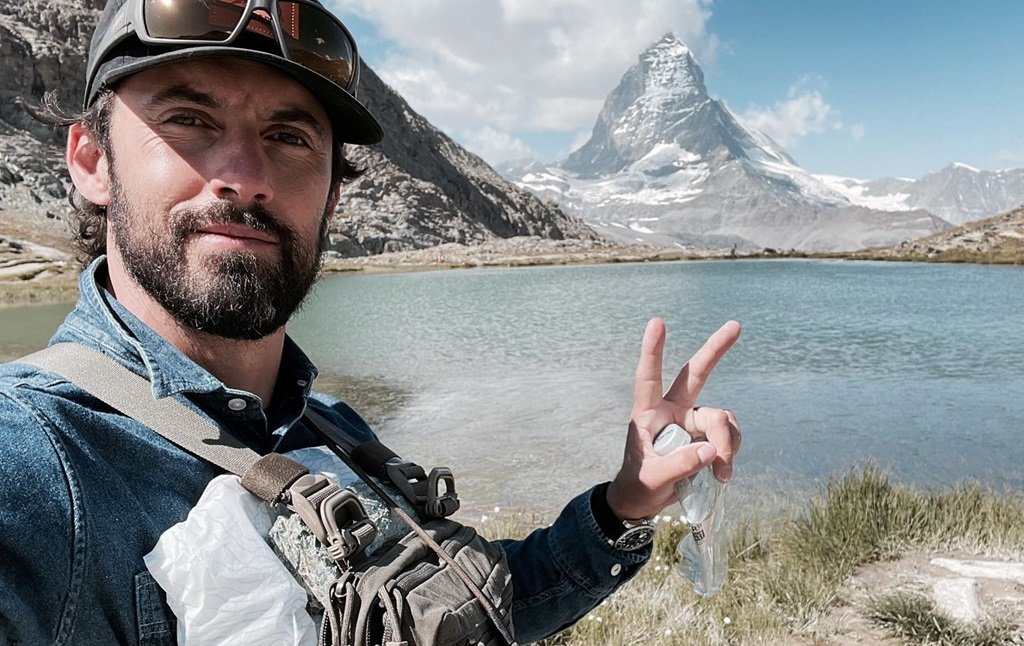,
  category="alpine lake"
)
[2,259,1022,520]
